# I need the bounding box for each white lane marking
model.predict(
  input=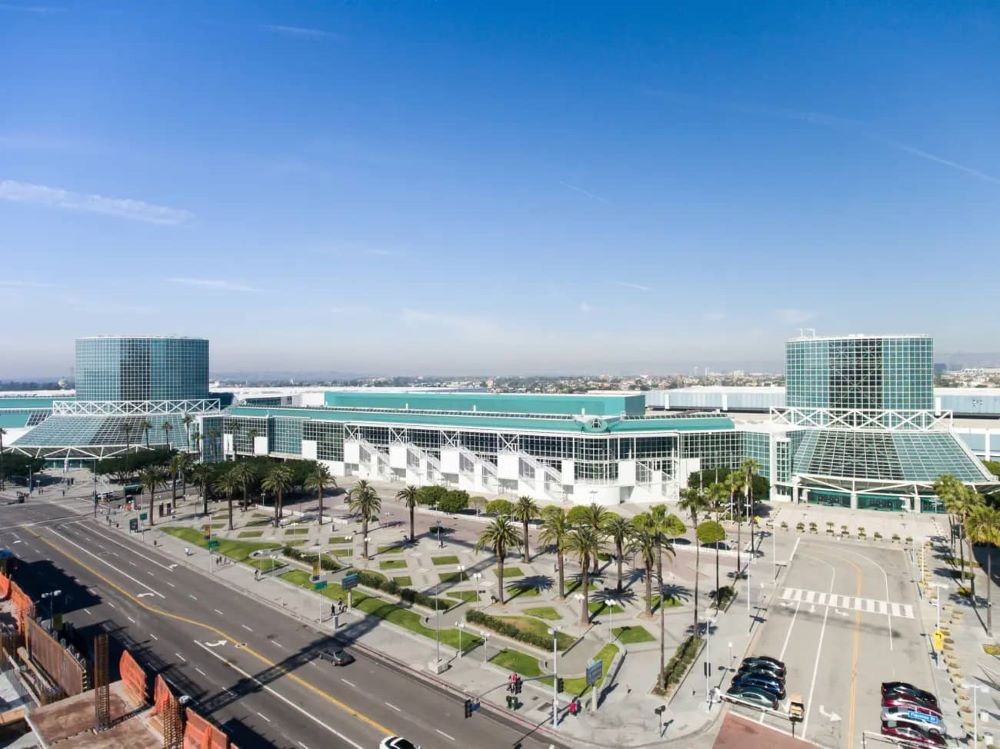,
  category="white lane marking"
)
[108,602,117,609]
[45,527,165,598]
[194,641,363,749]
[214,609,224,616]
[196,667,206,676]
[385,701,401,712]
[804,590,816,604]
[298,742,310,749]
[256,711,271,723]
[128,561,137,567]
[166,581,176,588]
[70,521,177,571]
[127,616,136,623]
[801,560,837,741]
[150,633,158,641]
[341,678,356,688]
[272,641,284,649]
[241,624,253,632]
[436,729,455,741]
[176,653,186,662]
[84,608,93,616]
[189,594,197,600]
